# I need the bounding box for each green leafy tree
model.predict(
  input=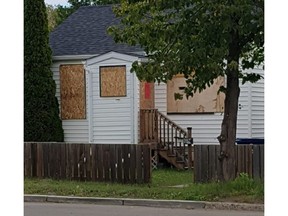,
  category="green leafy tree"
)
[68,0,120,7]
[108,0,264,181]
[24,0,64,141]
[53,5,74,28]
[46,4,60,32]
